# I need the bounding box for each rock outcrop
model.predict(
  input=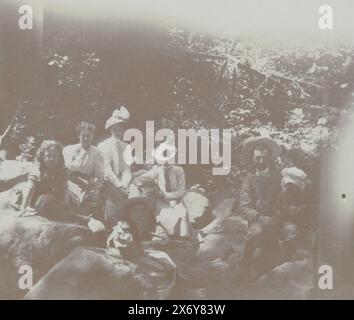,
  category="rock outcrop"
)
[25,247,176,300]
[196,197,247,261]
[0,211,96,298]
[249,254,315,299]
